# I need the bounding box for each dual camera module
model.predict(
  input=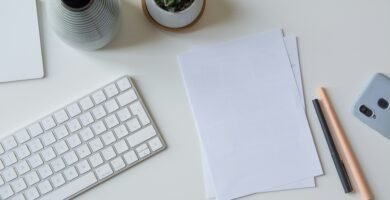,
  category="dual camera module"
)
[359,98,389,118]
